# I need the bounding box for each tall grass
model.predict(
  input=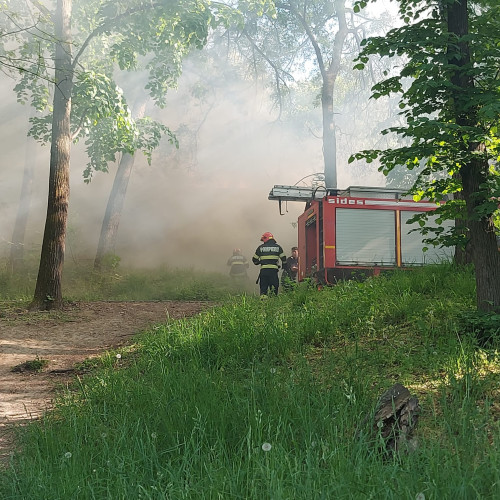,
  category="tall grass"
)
[0,258,253,303]
[1,264,499,499]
